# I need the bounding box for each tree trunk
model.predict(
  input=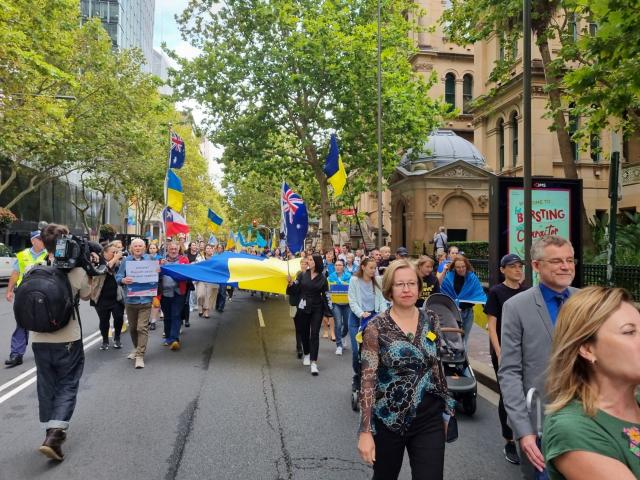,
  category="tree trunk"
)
[537,35,594,250]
